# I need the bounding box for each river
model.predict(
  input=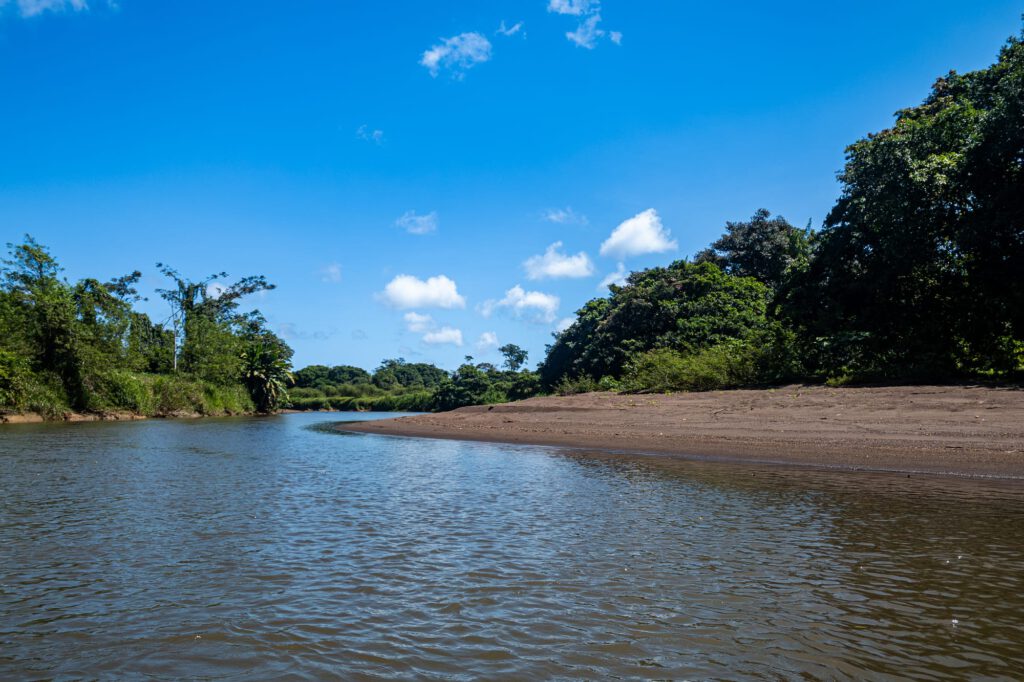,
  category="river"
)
[1,413,1022,679]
